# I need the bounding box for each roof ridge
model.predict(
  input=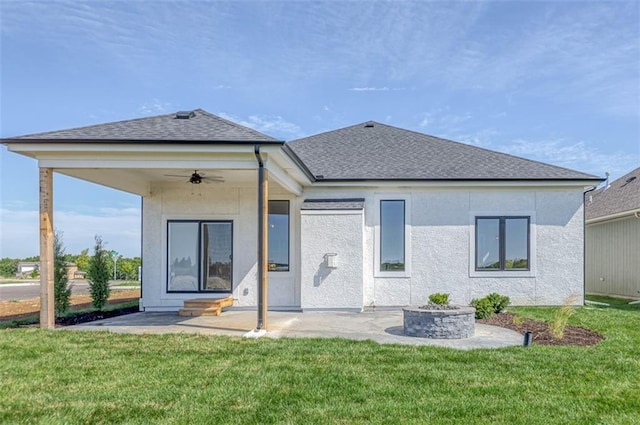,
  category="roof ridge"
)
[289,120,600,180]
[6,108,282,142]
